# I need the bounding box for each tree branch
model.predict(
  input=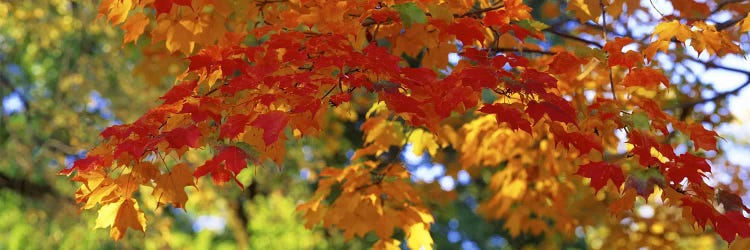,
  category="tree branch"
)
[673,58,750,111]
[493,47,556,55]
[459,3,504,18]
[543,29,603,48]
[0,172,73,203]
